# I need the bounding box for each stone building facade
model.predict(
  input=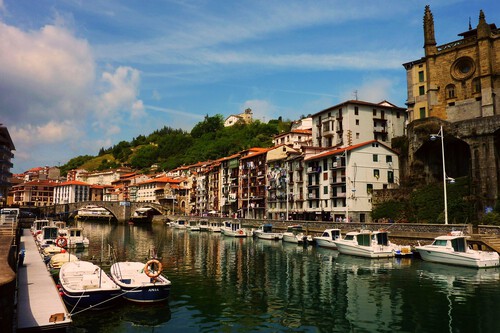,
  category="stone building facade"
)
[403,6,500,216]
